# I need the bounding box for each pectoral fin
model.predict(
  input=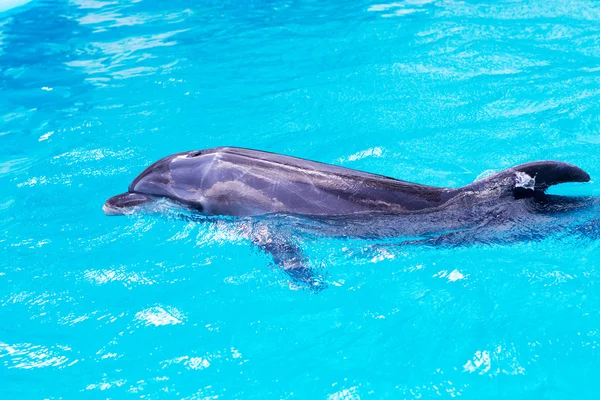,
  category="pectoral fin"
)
[250,229,326,291]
